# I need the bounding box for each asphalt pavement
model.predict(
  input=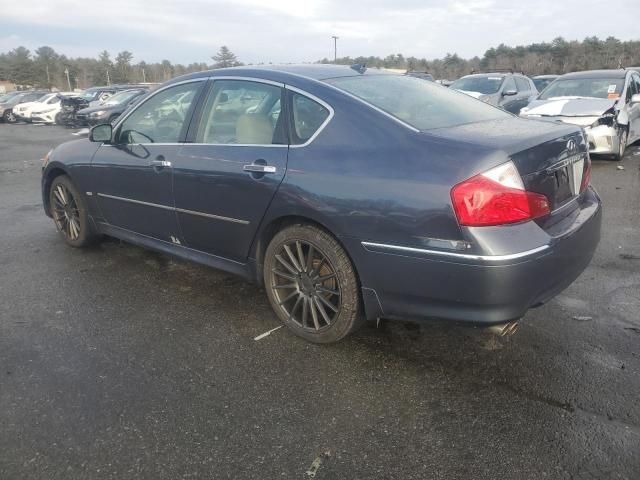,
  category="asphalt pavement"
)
[1,124,639,480]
